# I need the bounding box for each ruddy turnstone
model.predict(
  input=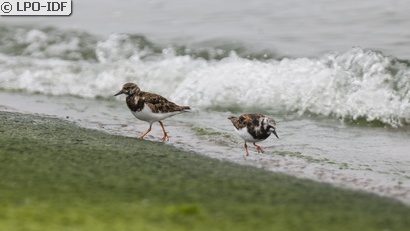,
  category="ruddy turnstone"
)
[114,82,190,141]
[228,114,279,156]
